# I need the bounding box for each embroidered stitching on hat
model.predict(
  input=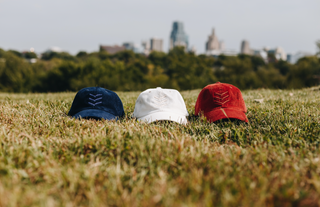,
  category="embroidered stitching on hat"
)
[213,91,230,105]
[89,94,102,98]
[88,93,103,106]
[153,92,169,107]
